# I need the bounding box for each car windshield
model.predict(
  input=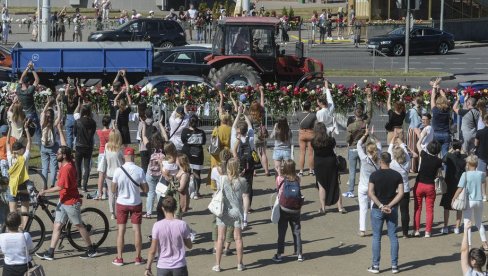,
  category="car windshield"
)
[388,28,406,35]
[117,21,132,30]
